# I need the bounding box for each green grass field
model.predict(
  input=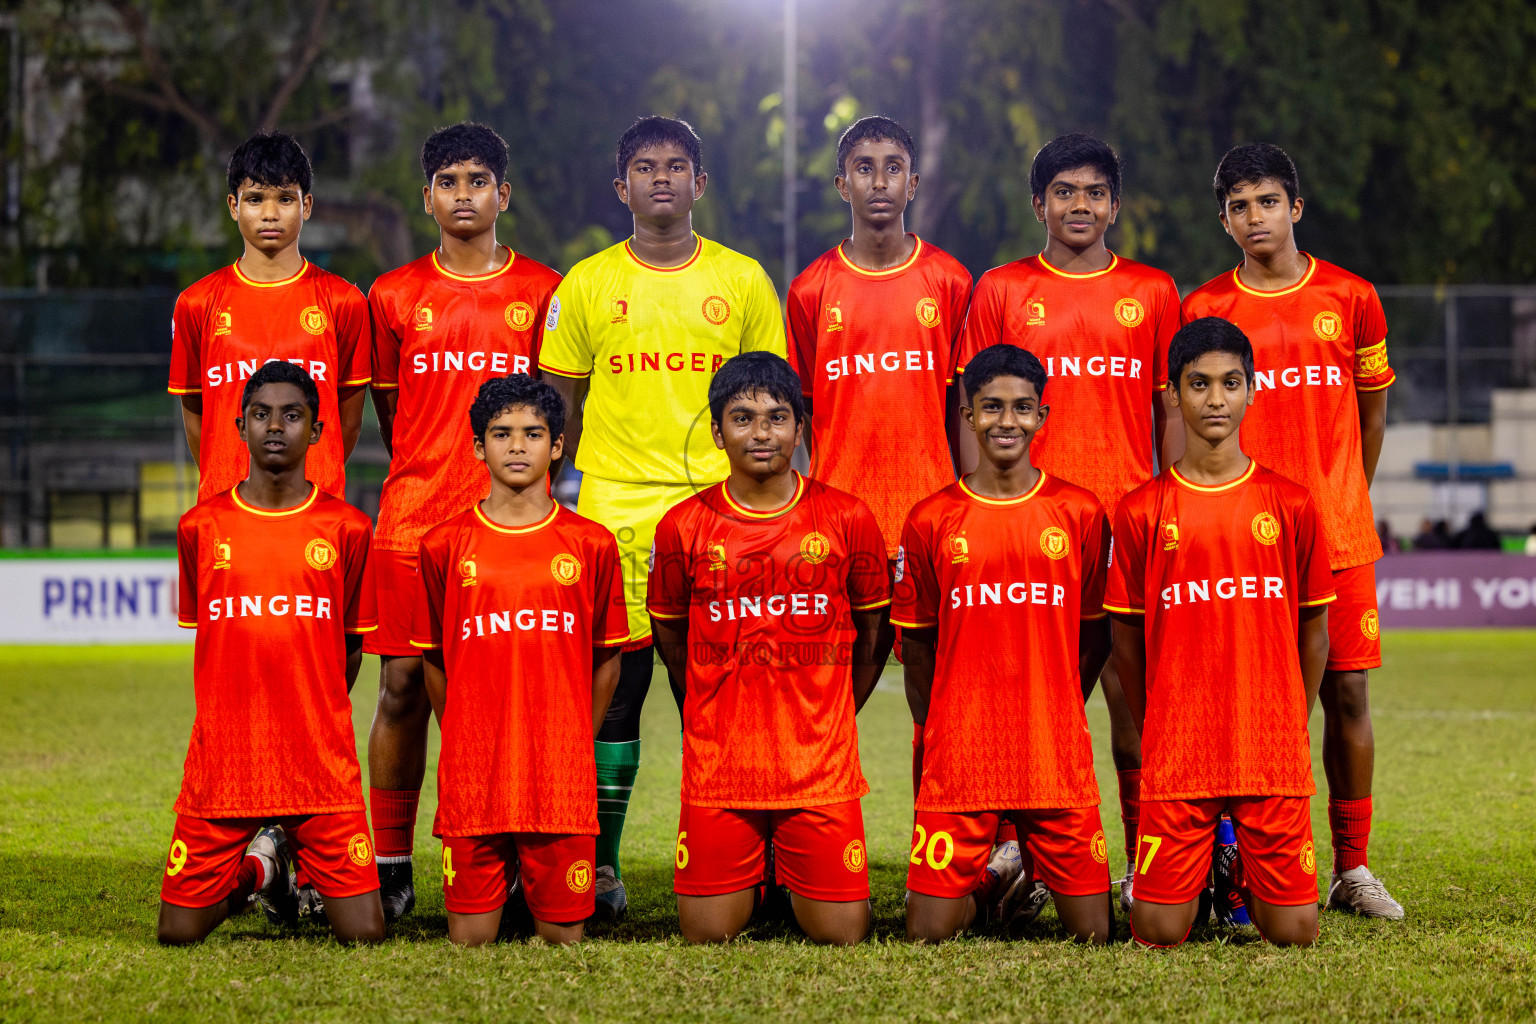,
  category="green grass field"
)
[2,631,1535,1022]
